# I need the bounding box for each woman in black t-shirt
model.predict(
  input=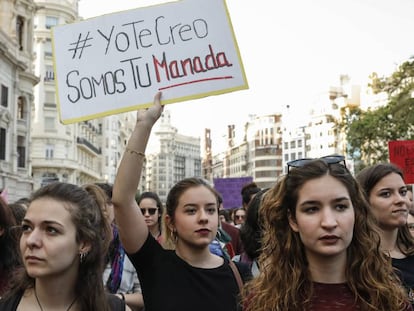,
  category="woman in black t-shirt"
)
[112,93,250,311]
